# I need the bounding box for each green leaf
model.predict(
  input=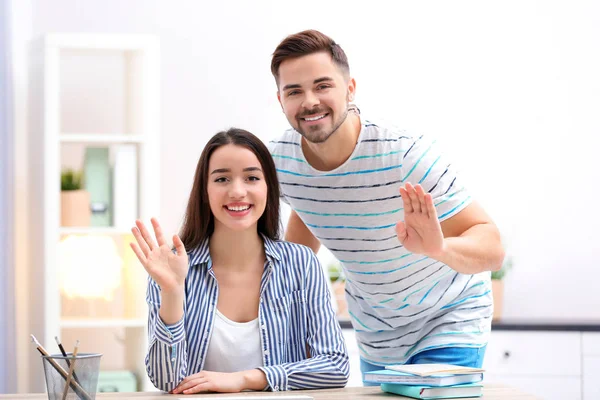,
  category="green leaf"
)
[61,169,83,191]
[492,256,513,280]
[327,262,346,283]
